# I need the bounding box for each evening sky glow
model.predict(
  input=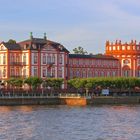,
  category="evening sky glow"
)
[1,0,140,53]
